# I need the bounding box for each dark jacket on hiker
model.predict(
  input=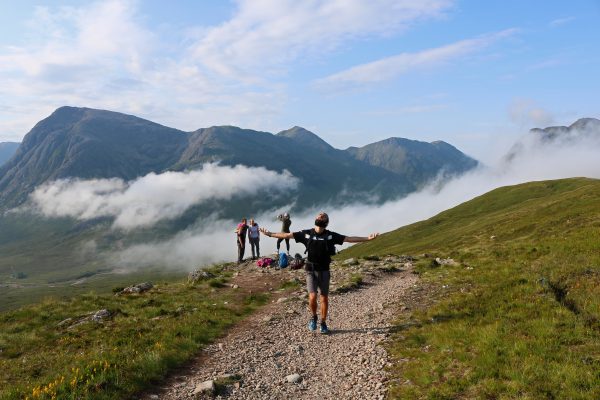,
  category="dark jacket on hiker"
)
[236,222,248,262]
